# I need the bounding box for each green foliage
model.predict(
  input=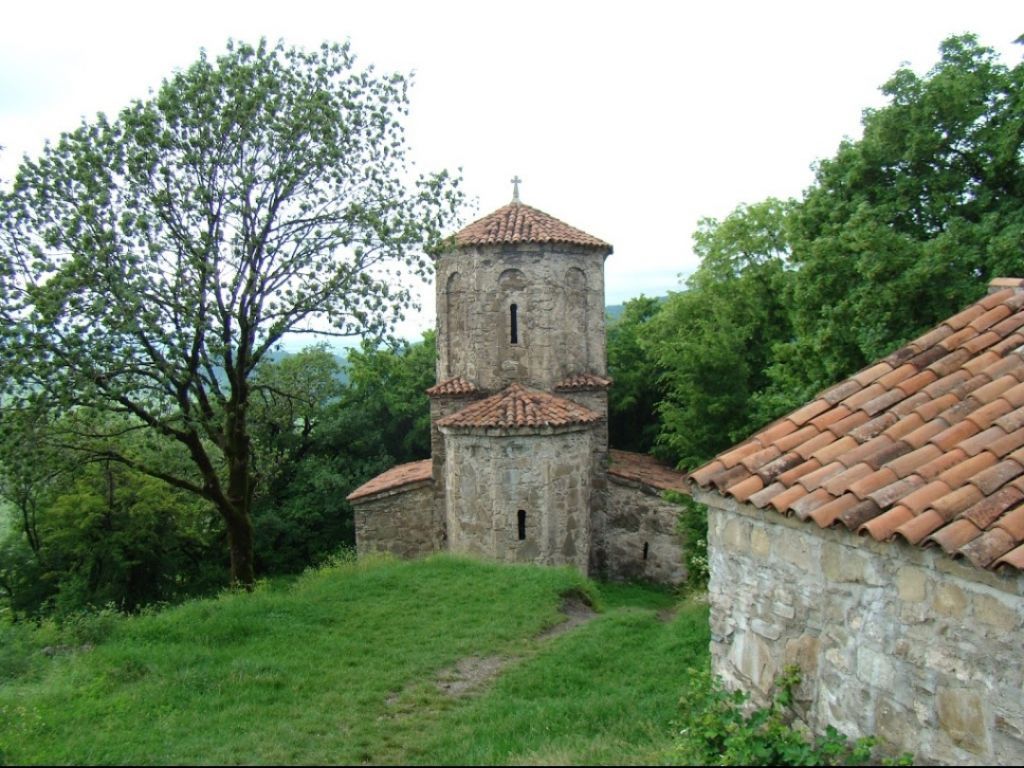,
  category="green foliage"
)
[249,333,435,575]
[647,199,794,468]
[607,296,666,453]
[340,330,437,464]
[664,491,709,590]
[672,665,913,766]
[0,407,222,620]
